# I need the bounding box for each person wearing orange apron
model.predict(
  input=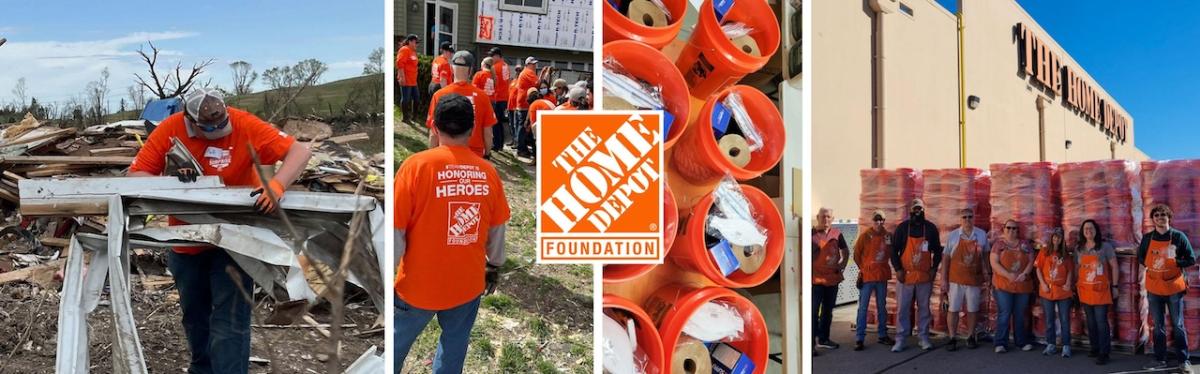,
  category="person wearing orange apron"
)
[889,199,942,352]
[1139,204,1196,371]
[990,219,1035,353]
[1076,219,1119,365]
[852,210,896,351]
[941,208,990,351]
[1035,228,1074,358]
[813,207,849,351]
